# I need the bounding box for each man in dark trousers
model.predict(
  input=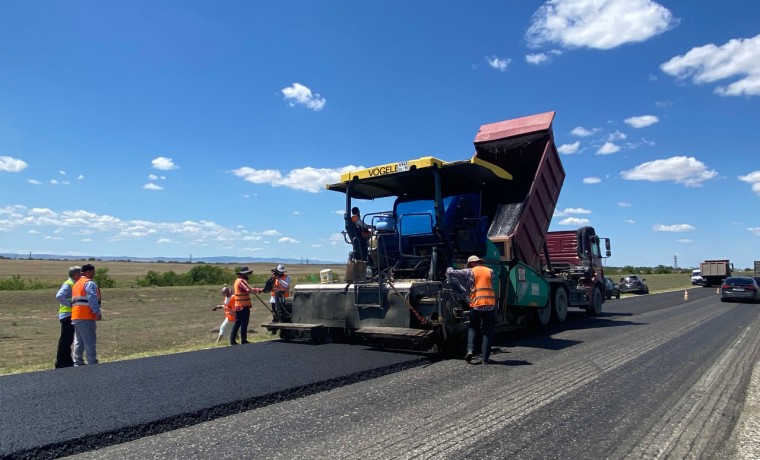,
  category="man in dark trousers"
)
[54,266,81,368]
[230,267,262,345]
[446,255,497,364]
